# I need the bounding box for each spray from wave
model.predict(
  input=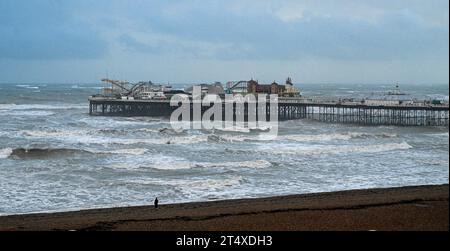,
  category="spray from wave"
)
[0,148,13,159]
